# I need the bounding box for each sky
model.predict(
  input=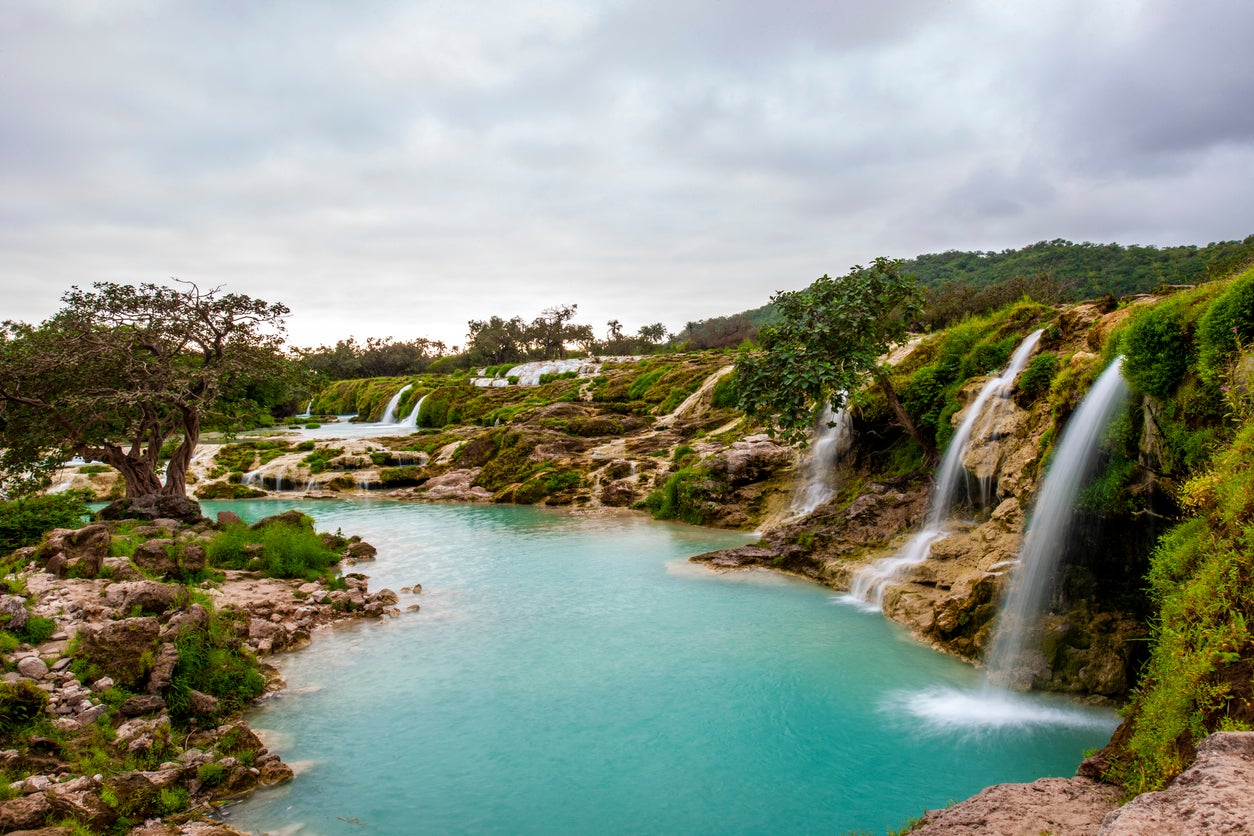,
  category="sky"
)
[2,0,1253,350]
